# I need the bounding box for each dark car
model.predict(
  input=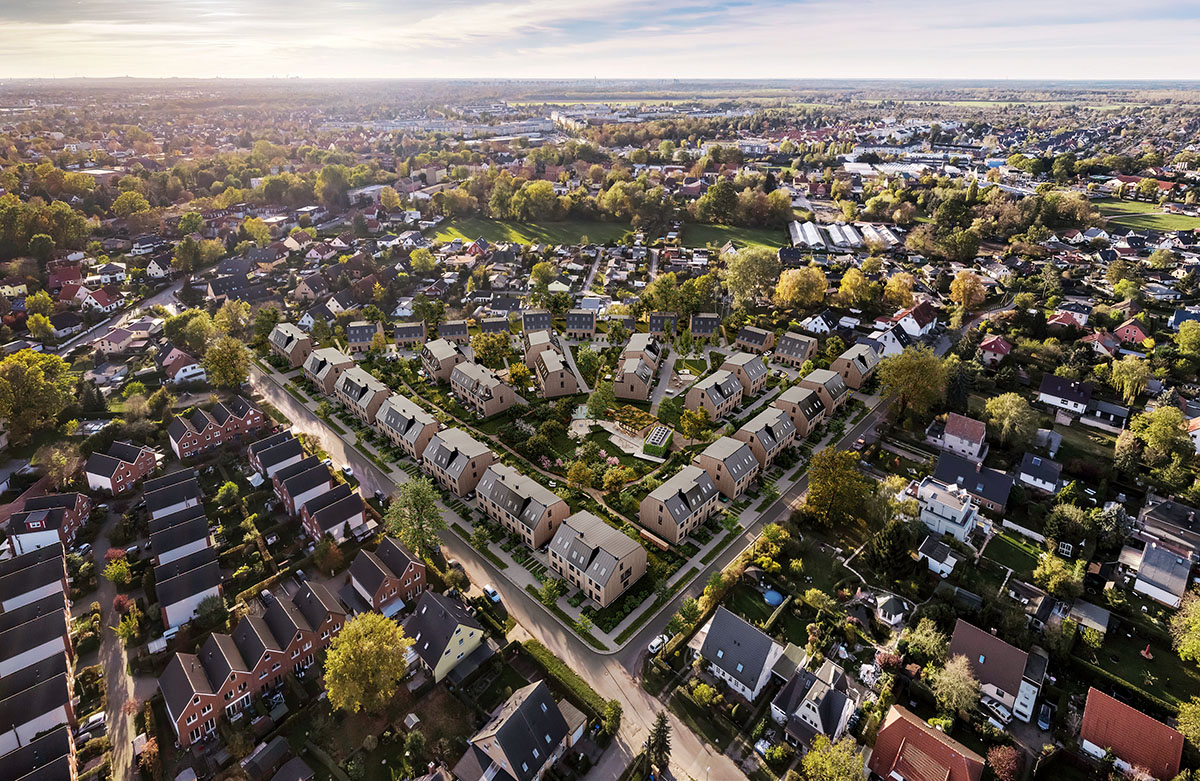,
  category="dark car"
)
[1037,702,1054,731]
